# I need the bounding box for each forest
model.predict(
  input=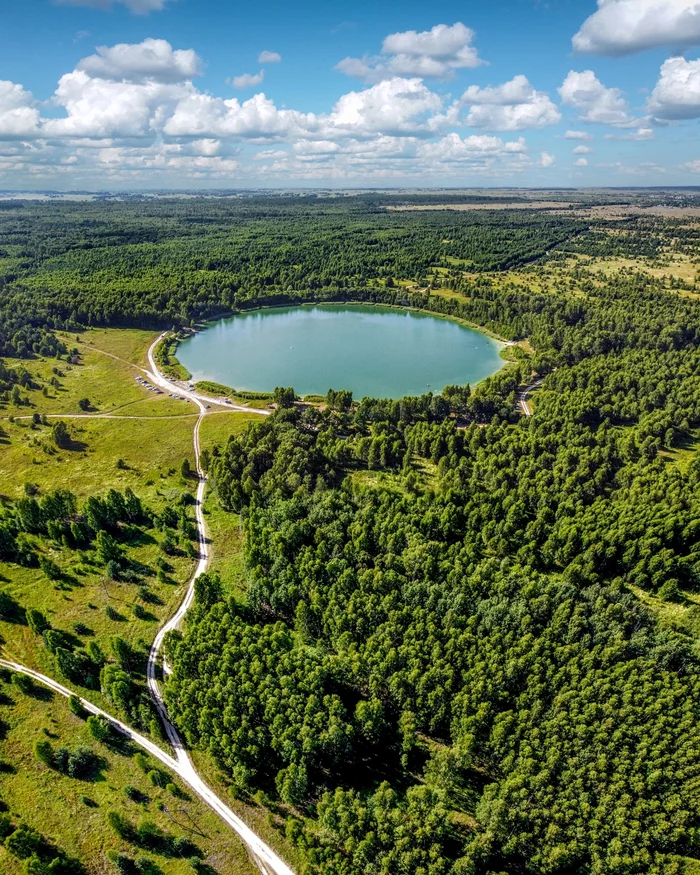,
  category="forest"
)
[2,192,700,874]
